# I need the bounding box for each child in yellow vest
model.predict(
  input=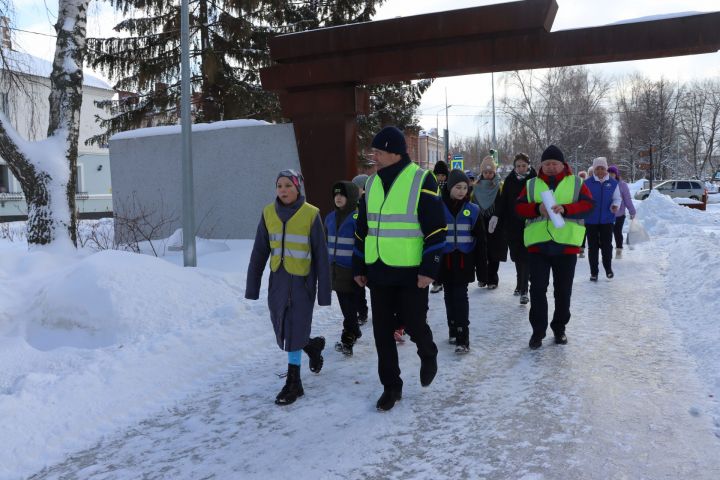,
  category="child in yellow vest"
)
[245,169,332,405]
